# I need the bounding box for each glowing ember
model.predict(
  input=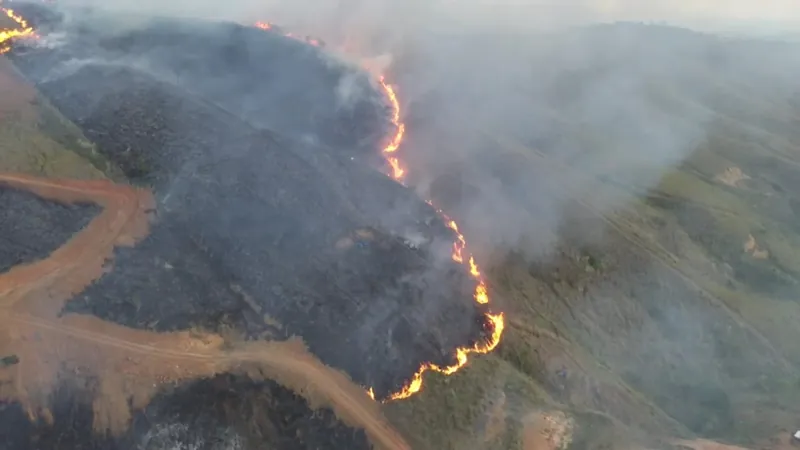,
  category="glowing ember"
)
[0,8,35,54]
